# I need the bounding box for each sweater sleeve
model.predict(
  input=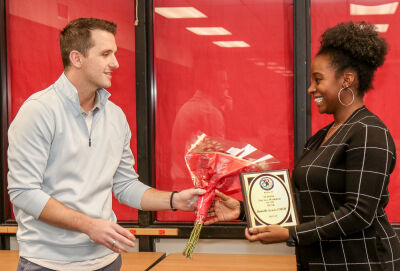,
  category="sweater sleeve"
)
[293,122,396,246]
[112,119,151,209]
[7,100,53,219]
